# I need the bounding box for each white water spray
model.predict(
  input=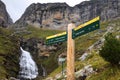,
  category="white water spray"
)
[19,47,38,79]
[41,64,46,77]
